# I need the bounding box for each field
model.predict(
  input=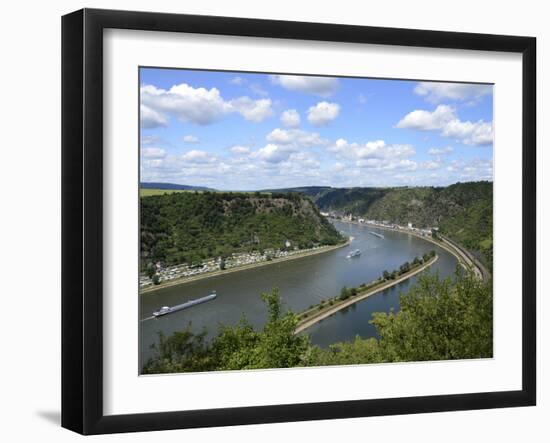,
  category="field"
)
[140,188,191,197]
[140,188,275,197]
